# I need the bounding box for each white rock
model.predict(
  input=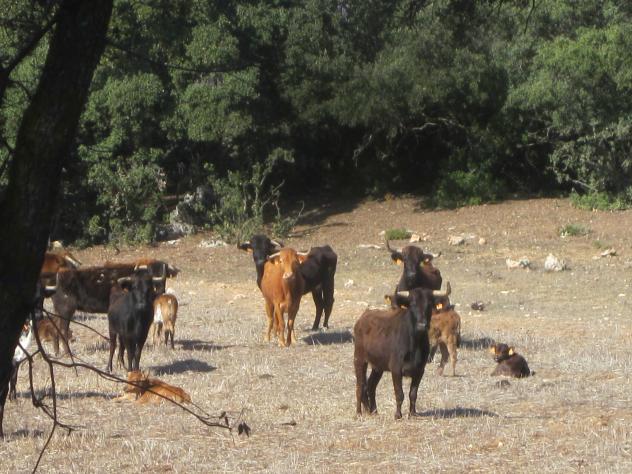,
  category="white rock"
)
[448,235,465,246]
[357,244,382,249]
[544,254,567,272]
[409,233,421,243]
[344,279,355,288]
[198,239,227,248]
[478,237,487,245]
